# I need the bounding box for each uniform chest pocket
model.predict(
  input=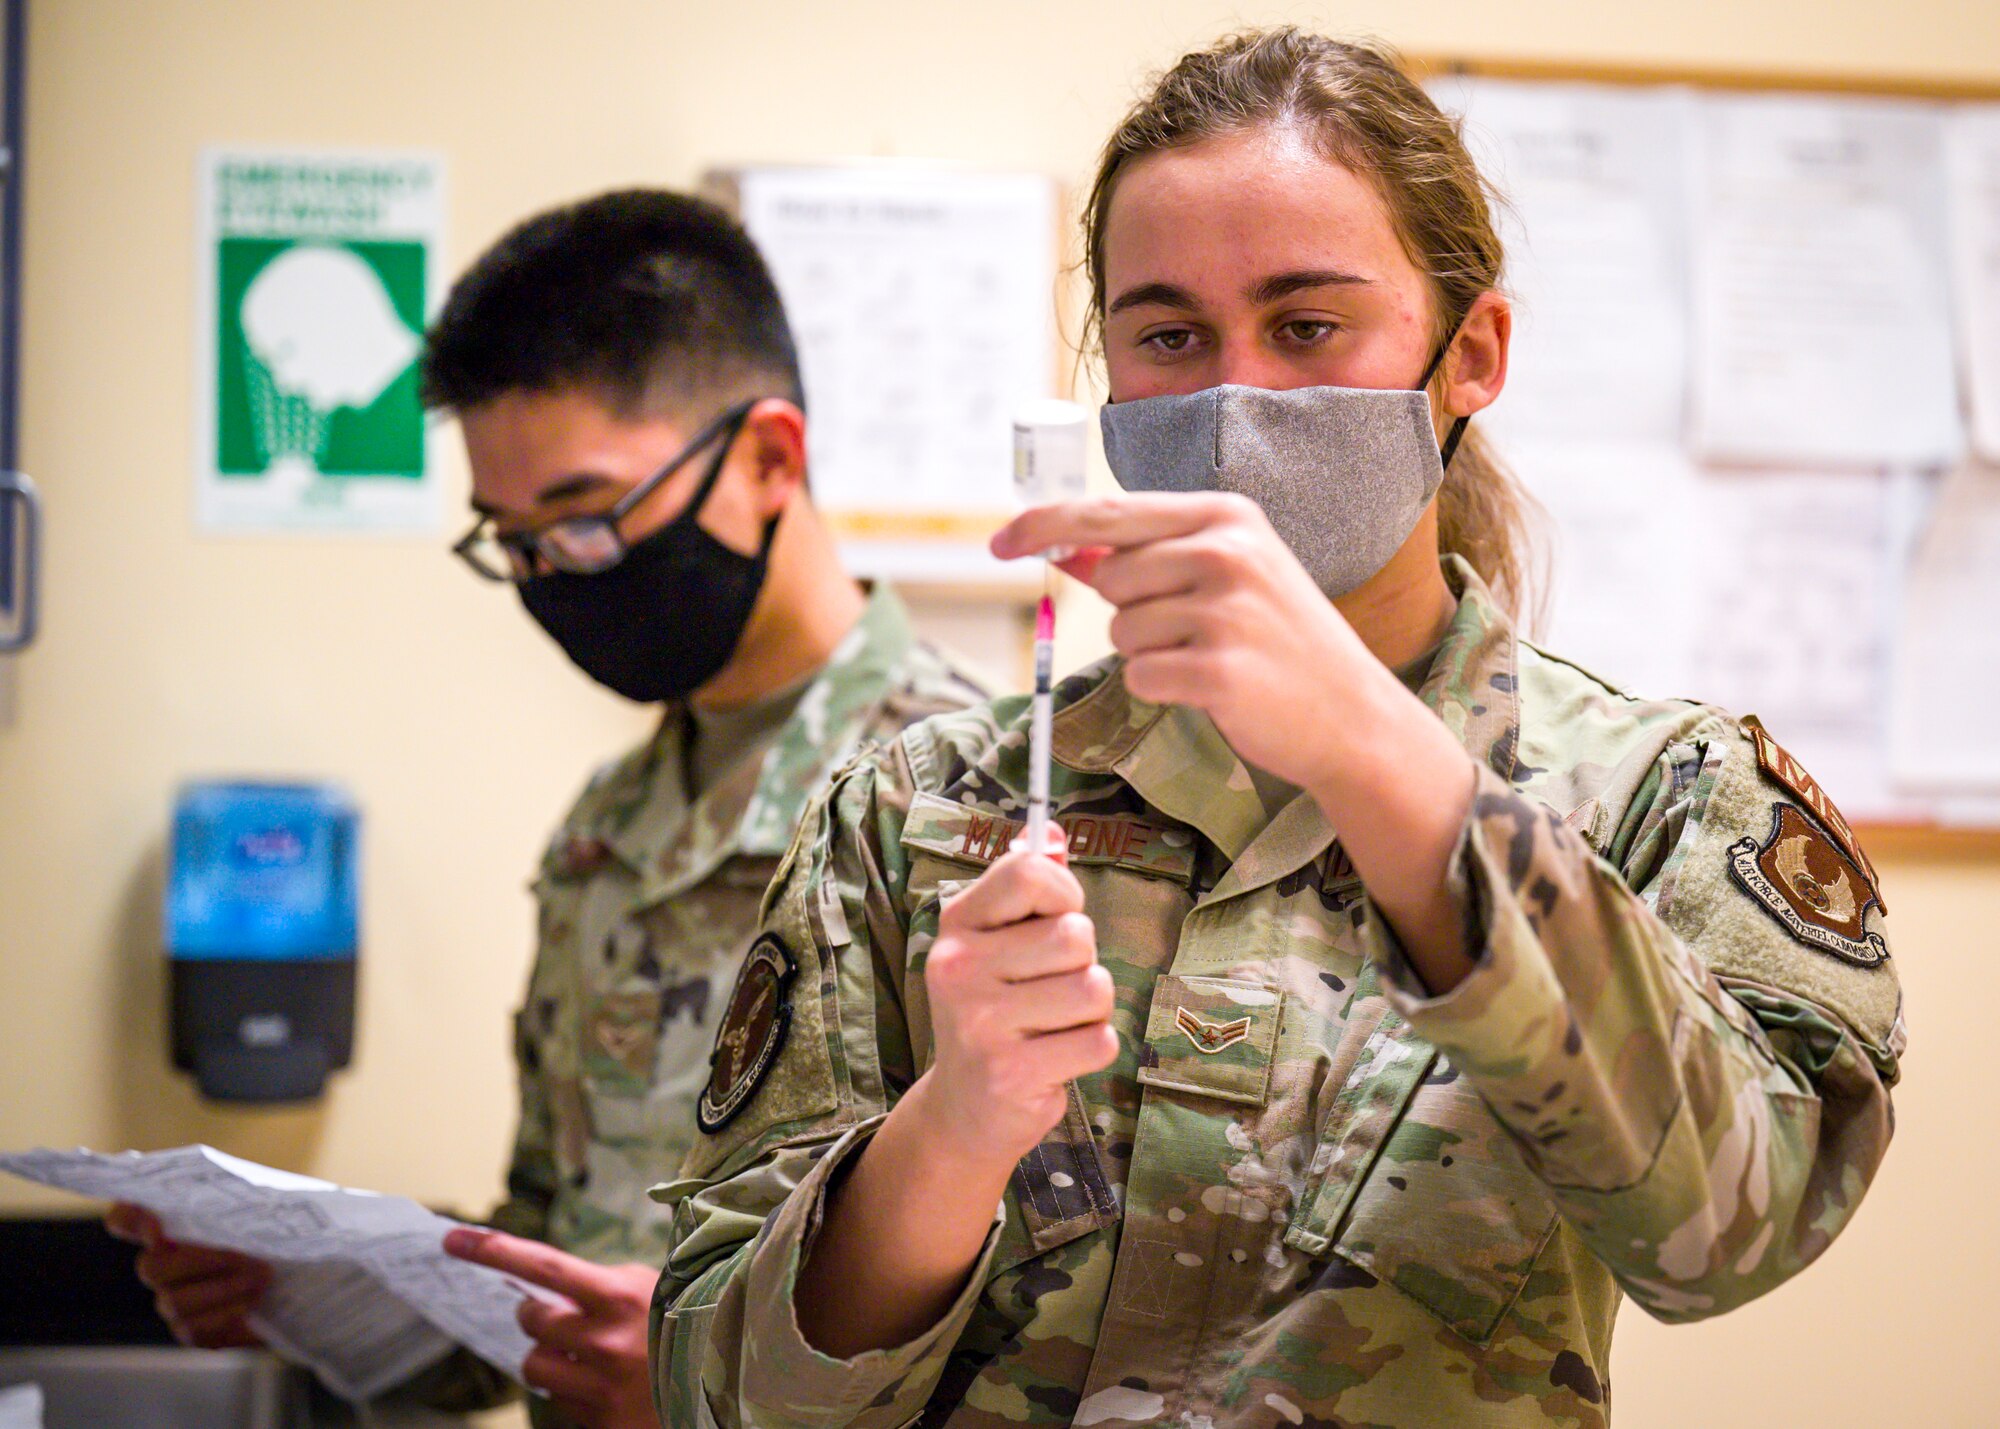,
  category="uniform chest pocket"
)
[1137,974,1284,1106]
[578,934,742,1151]
[1285,993,1559,1344]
